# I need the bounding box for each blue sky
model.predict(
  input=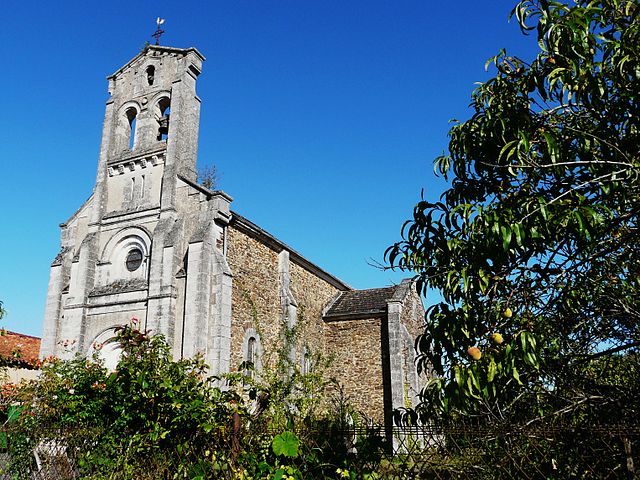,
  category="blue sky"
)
[0,1,538,337]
